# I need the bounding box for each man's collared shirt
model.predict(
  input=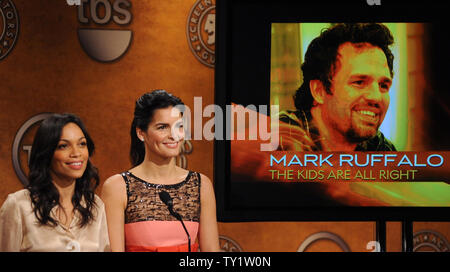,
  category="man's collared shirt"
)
[278,110,397,151]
